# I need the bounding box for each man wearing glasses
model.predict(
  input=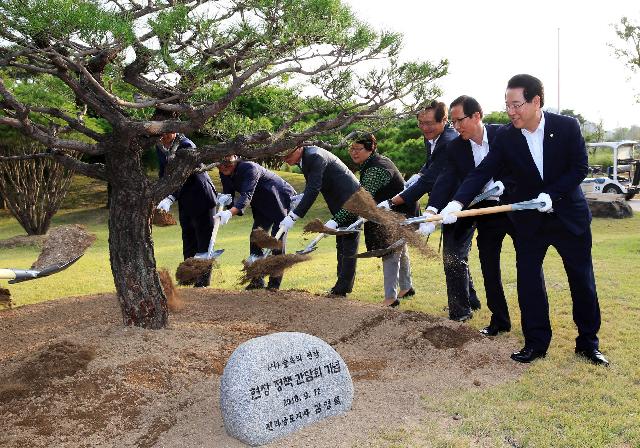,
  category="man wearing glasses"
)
[438,74,608,366]
[423,95,515,327]
[216,155,297,290]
